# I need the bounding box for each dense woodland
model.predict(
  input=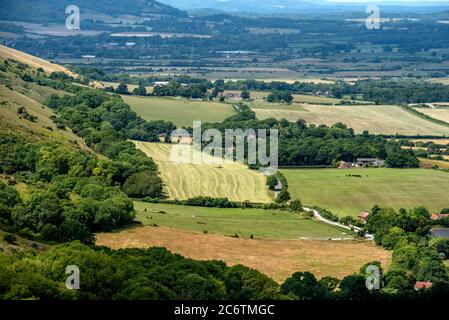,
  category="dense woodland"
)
[202,105,419,168]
